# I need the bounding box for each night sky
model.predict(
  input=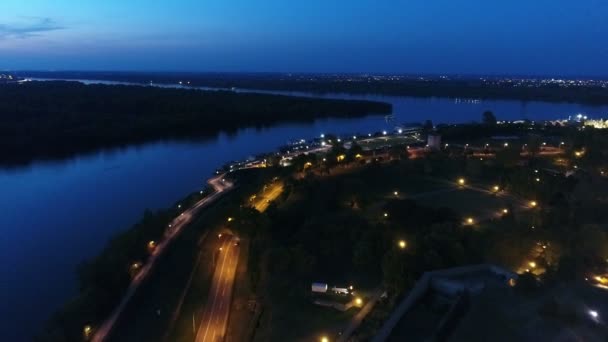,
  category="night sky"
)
[1,0,607,75]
